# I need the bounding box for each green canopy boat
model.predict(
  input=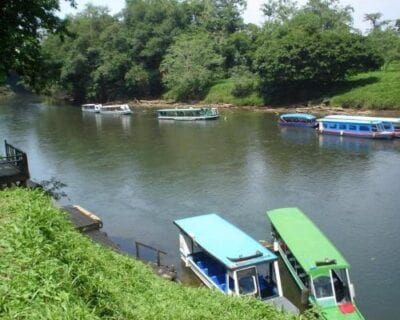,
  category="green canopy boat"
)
[267,208,364,320]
